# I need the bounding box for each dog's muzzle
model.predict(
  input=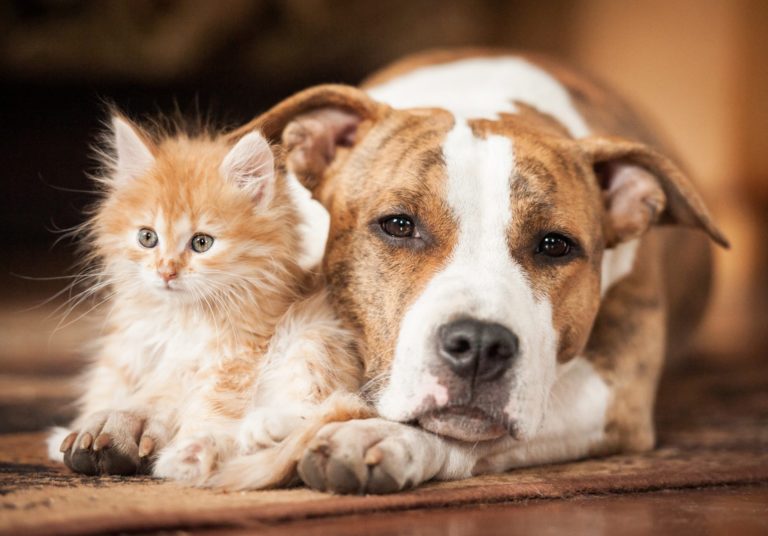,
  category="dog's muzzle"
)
[417,318,520,441]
